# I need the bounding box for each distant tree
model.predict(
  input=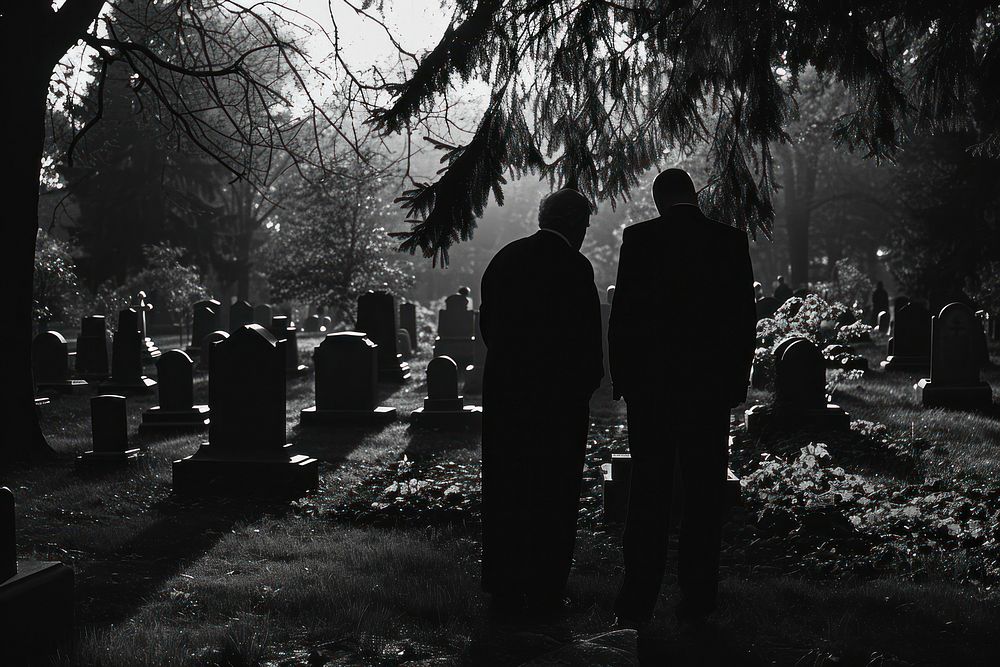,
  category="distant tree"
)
[358,2,1000,268]
[7,0,335,461]
[125,243,210,330]
[885,131,1000,307]
[261,153,414,318]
